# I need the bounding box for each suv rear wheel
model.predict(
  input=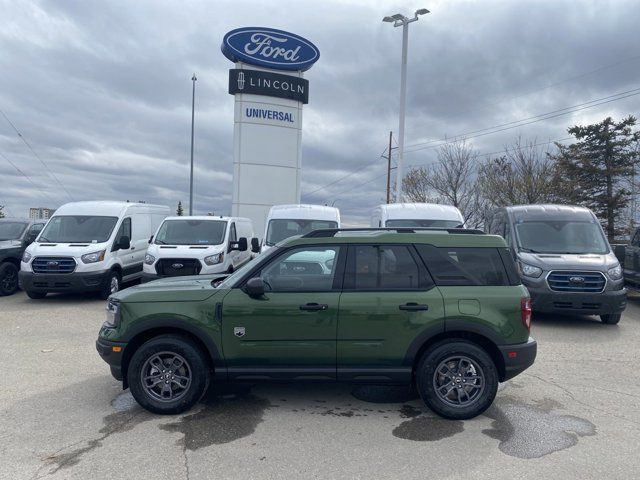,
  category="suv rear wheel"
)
[128,335,210,414]
[0,263,19,296]
[416,339,498,420]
